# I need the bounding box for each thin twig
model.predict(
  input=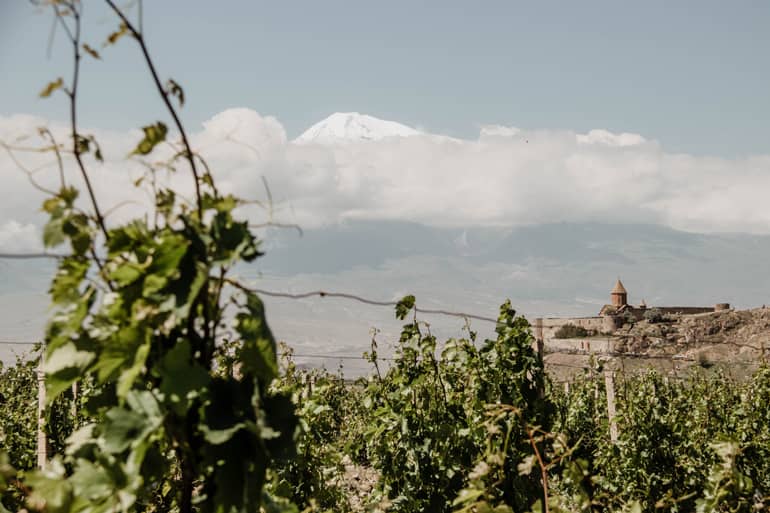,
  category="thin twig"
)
[103,199,143,219]
[61,3,110,241]
[527,426,550,513]
[53,3,75,43]
[249,222,303,236]
[38,128,67,188]
[1,141,59,196]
